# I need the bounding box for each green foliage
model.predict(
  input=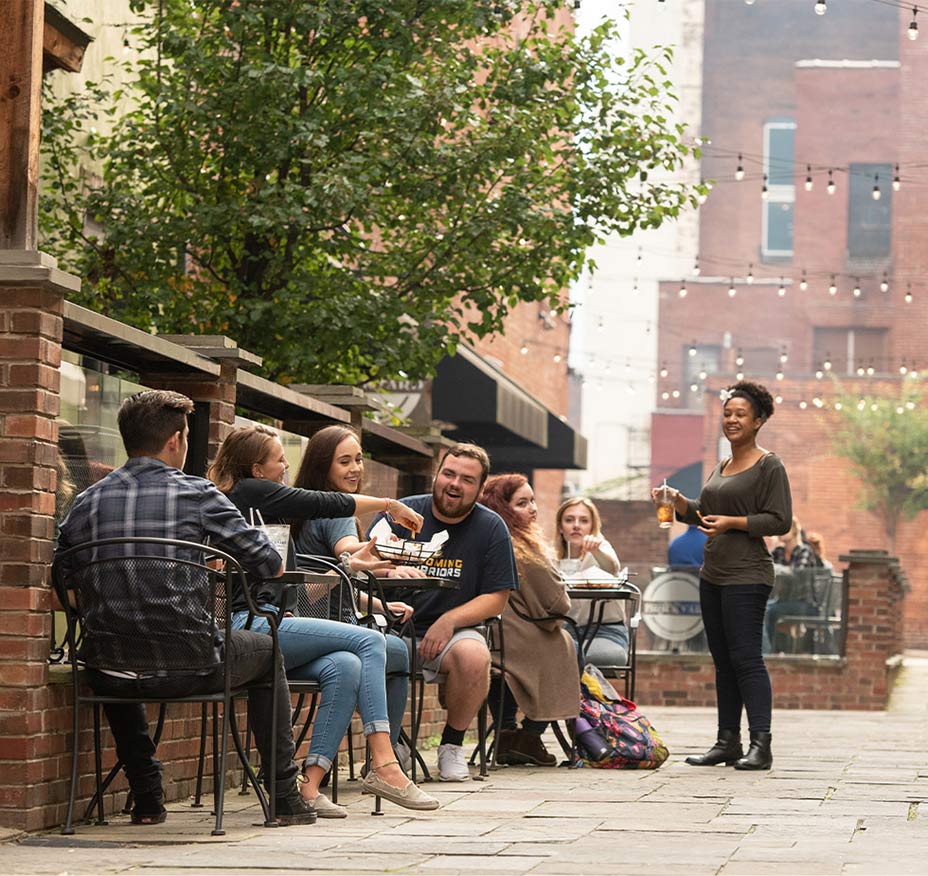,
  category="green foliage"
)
[829,381,928,546]
[41,0,698,385]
